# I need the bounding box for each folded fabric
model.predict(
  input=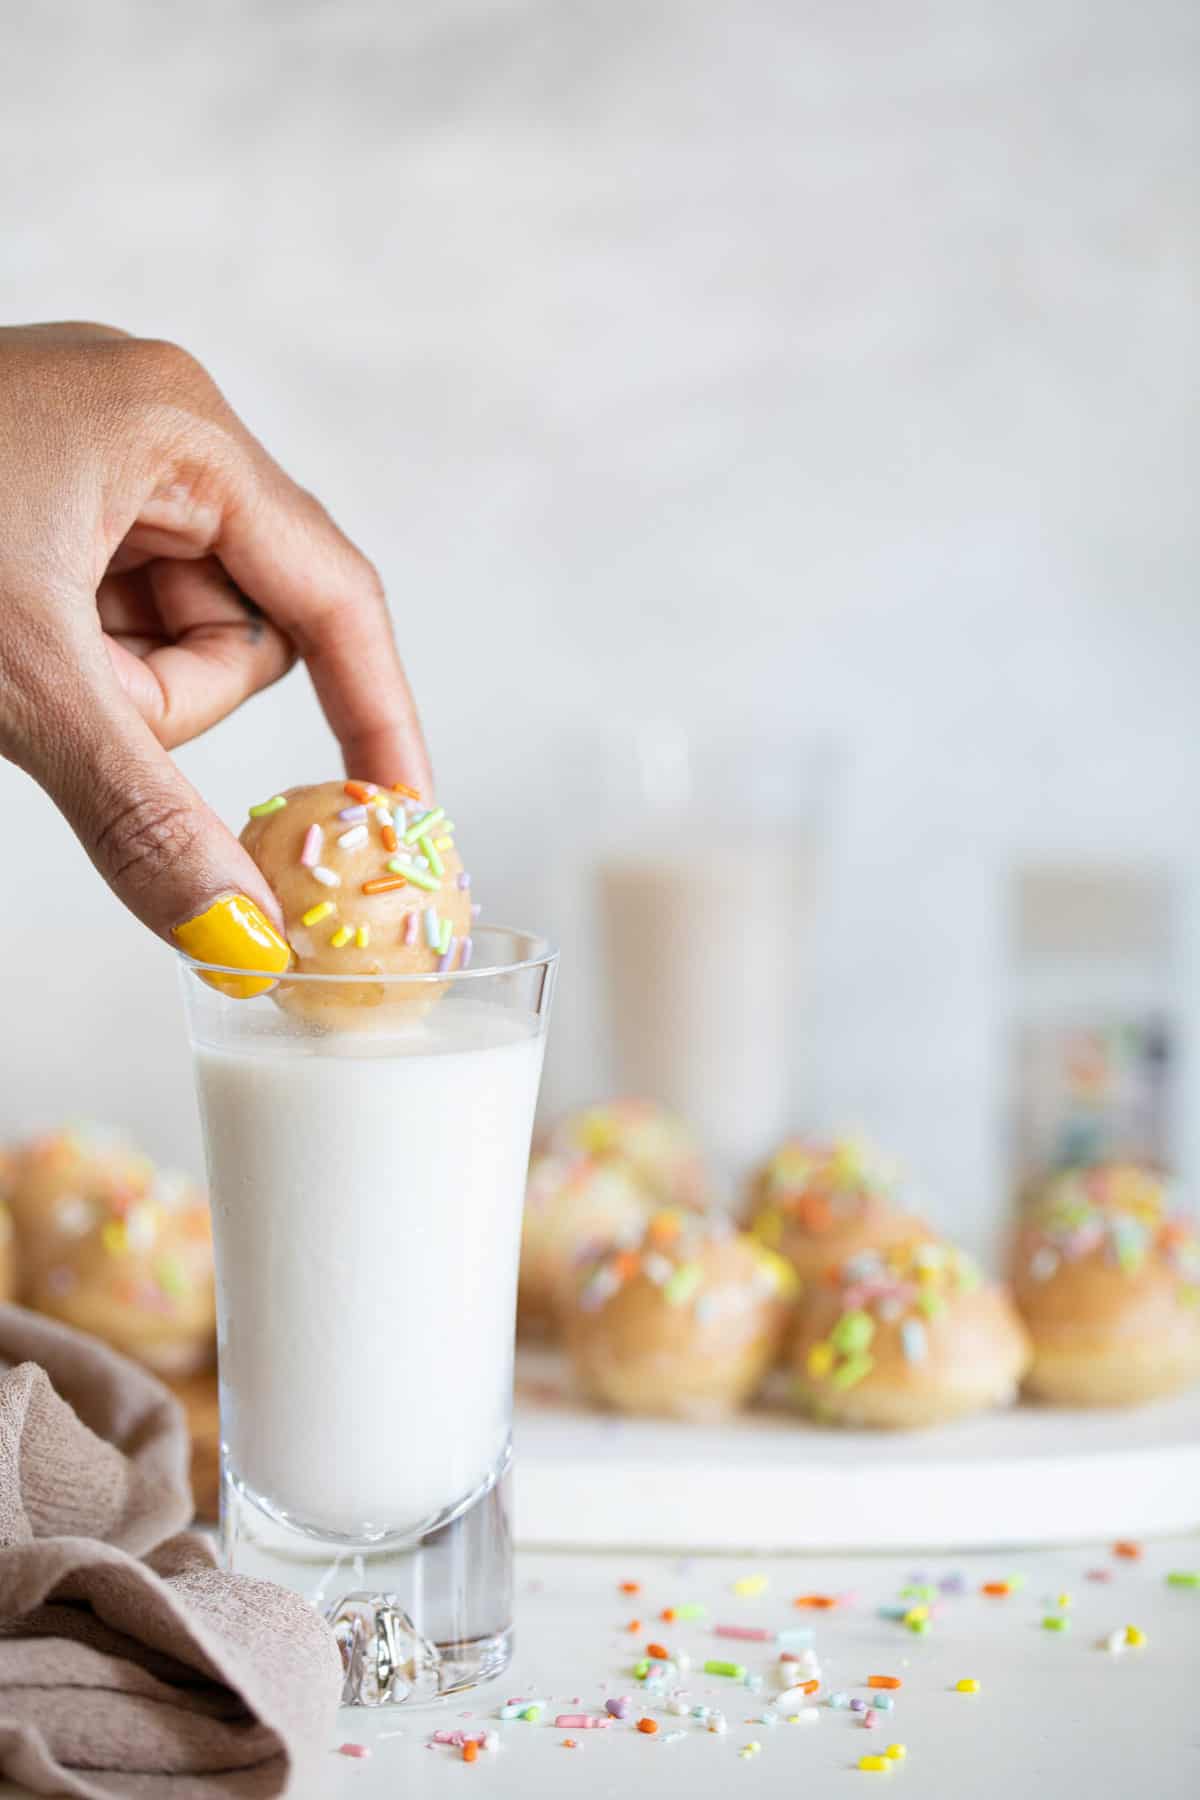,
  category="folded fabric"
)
[0,1305,342,1797]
